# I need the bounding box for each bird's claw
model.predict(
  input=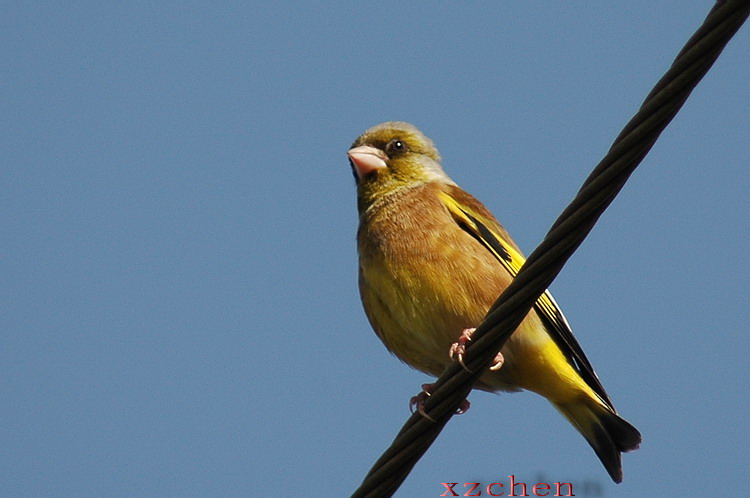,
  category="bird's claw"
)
[409,384,437,422]
[449,328,505,372]
[409,383,471,420]
[449,328,476,372]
